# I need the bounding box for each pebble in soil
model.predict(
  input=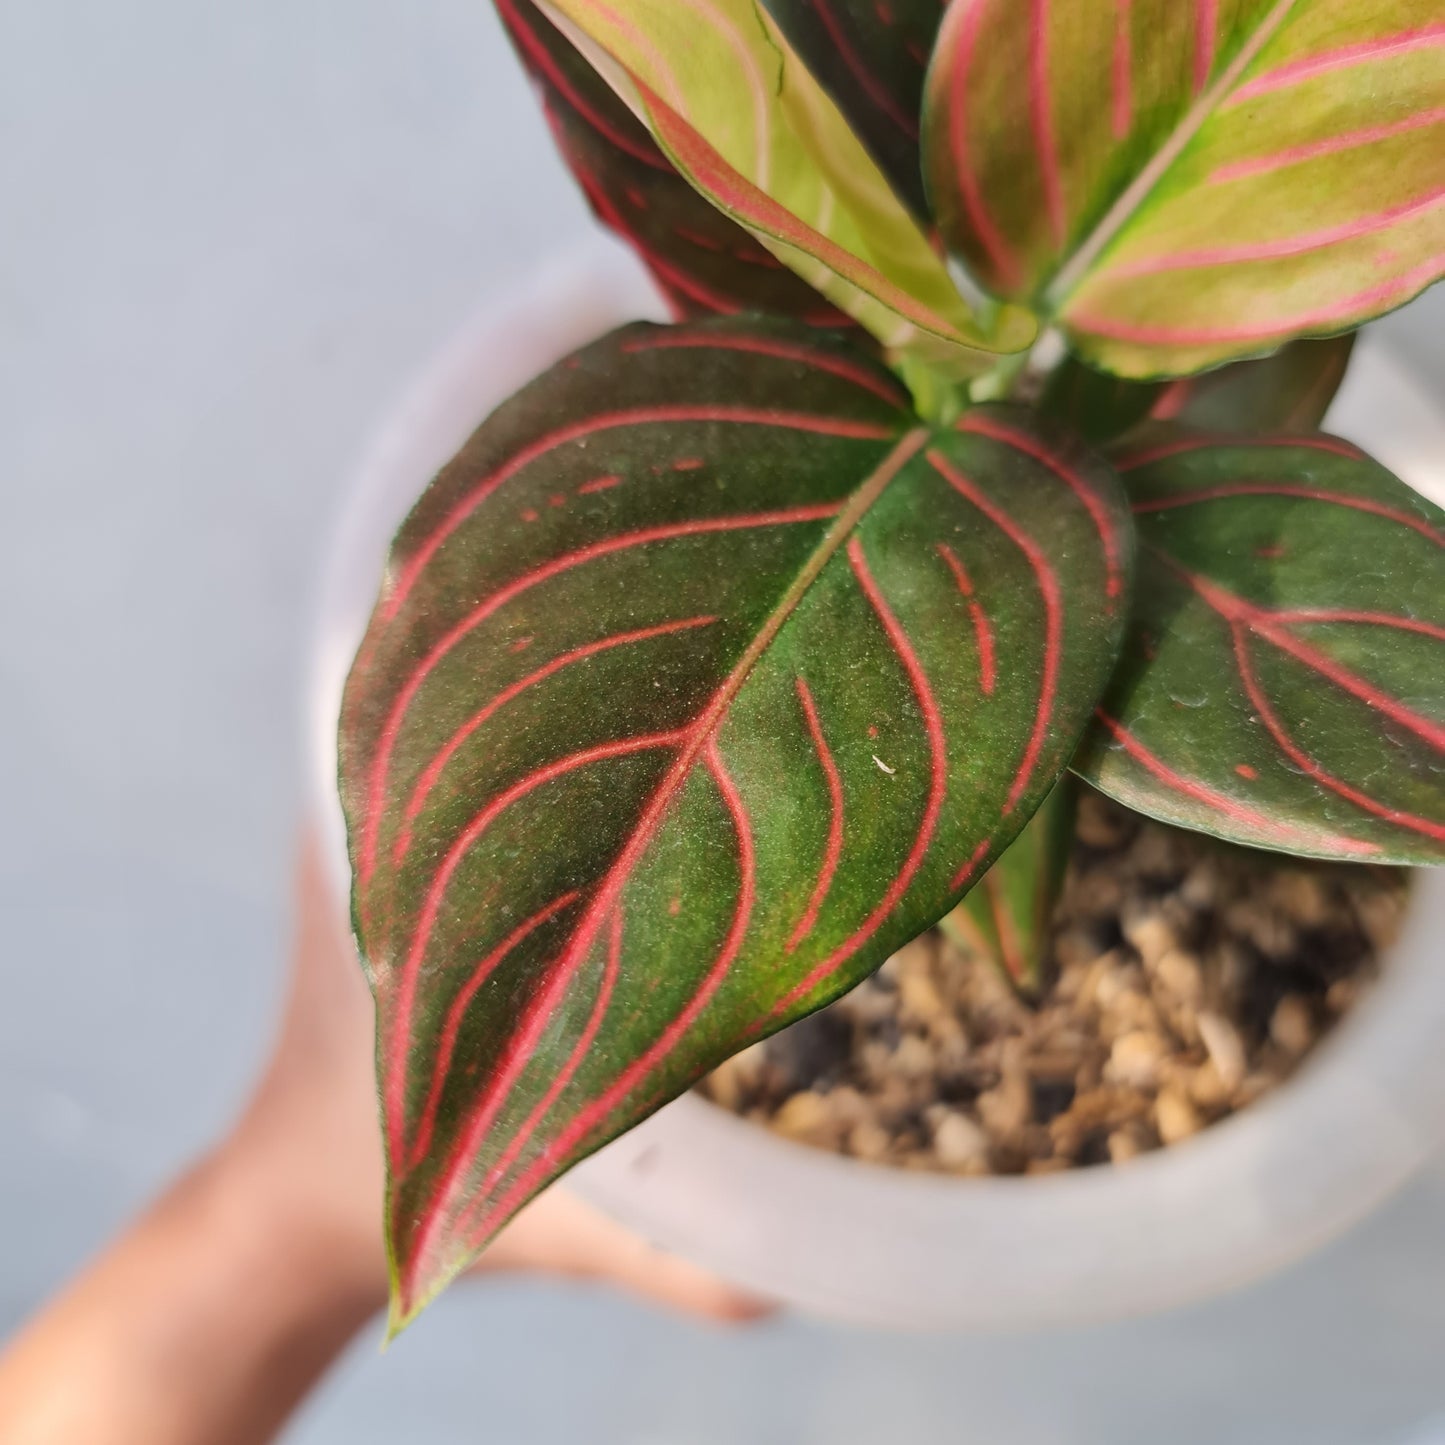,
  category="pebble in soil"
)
[697,792,1408,1177]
